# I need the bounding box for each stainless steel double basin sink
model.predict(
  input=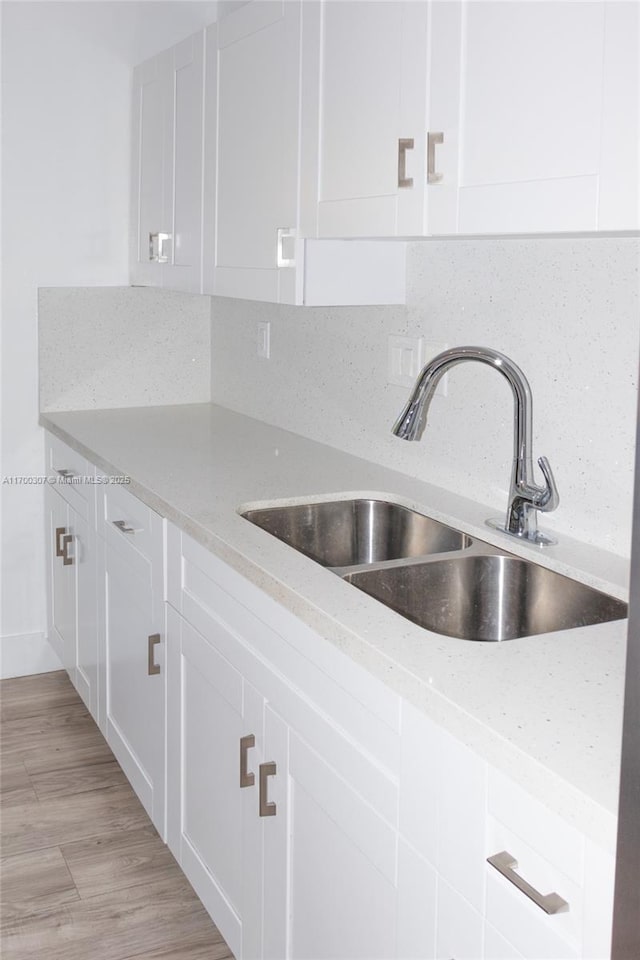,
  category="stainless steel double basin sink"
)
[241,499,627,642]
